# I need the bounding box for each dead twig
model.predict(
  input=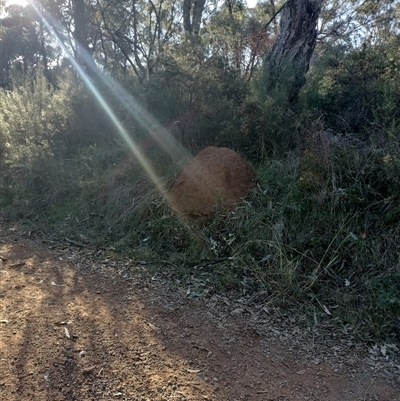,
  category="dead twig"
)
[193,257,230,269]
[64,238,91,248]
[363,377,375,401]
